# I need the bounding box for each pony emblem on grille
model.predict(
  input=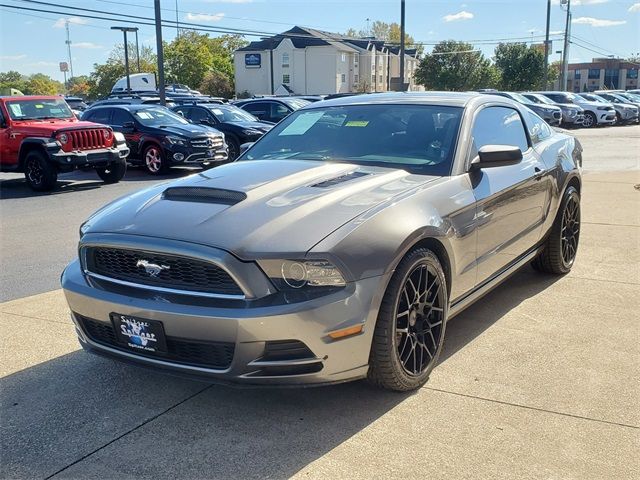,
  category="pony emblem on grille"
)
[136,259,170,277]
